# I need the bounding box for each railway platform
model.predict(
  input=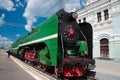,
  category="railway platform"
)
[0,50,36,80]
[0,50,56,80]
